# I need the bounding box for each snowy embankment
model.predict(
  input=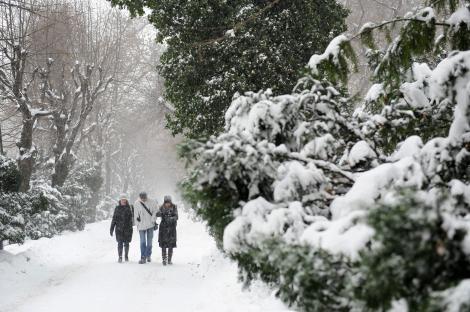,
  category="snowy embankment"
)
[0,212,289,312]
